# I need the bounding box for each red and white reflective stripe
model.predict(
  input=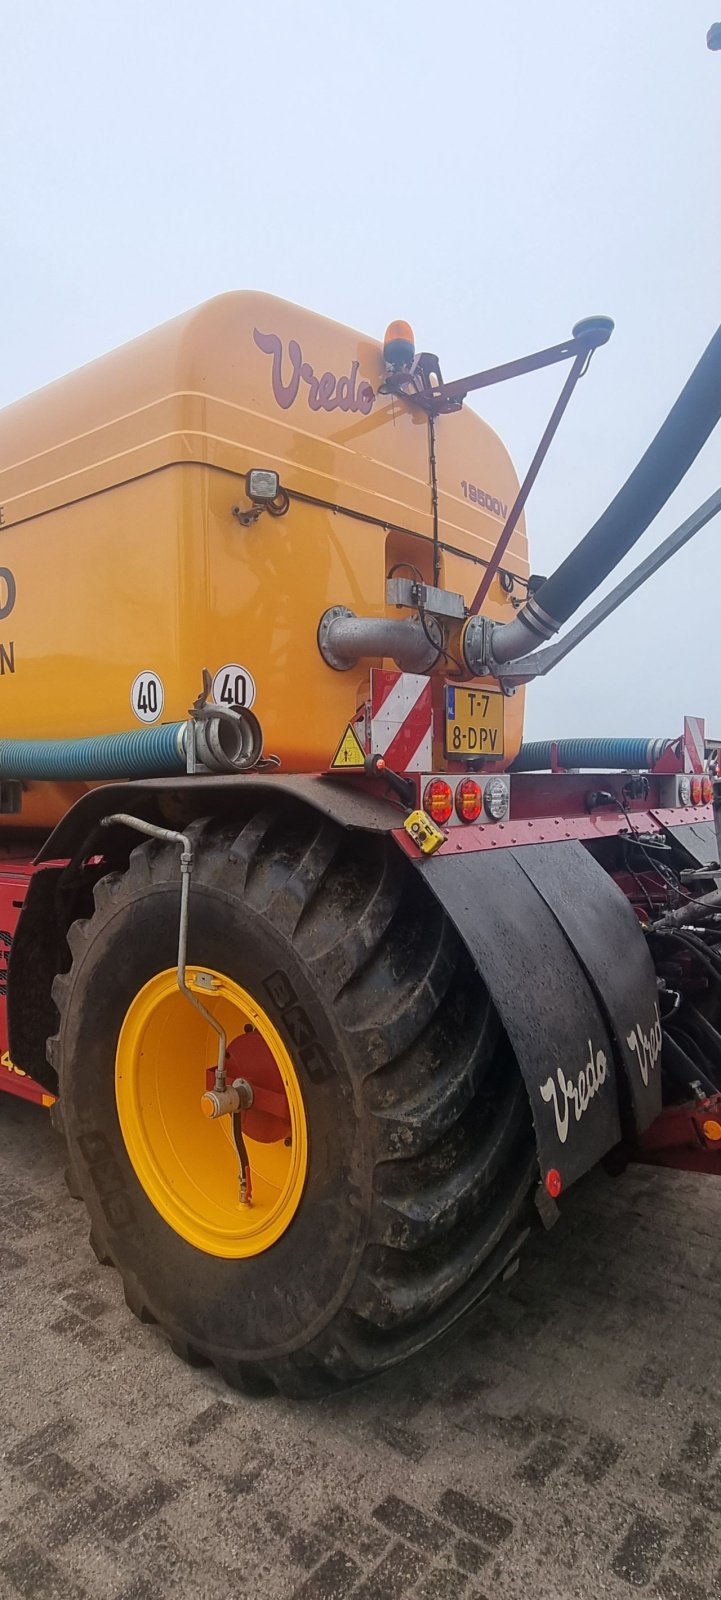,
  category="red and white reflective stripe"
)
[370,670,433,772]
[683,715,705,775]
